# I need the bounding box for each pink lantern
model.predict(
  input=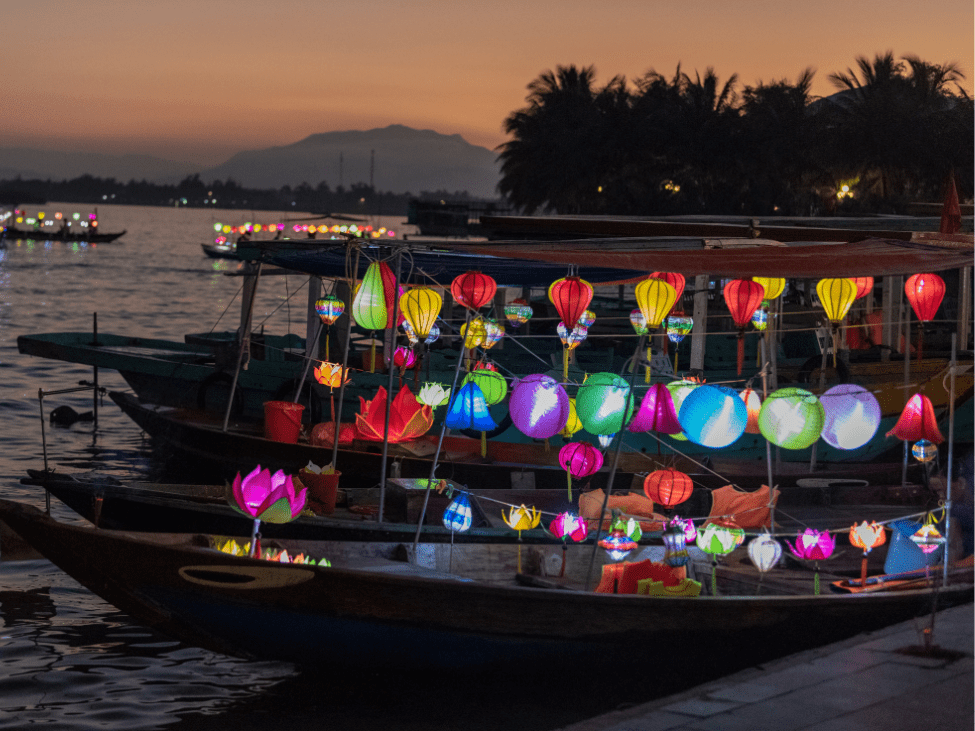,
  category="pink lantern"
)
[886,393,945,444]
[550,512,589,543]
[628,383,682,434]
[509,374,570,439]
[558,442,603,500]
[393,346,417,369]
